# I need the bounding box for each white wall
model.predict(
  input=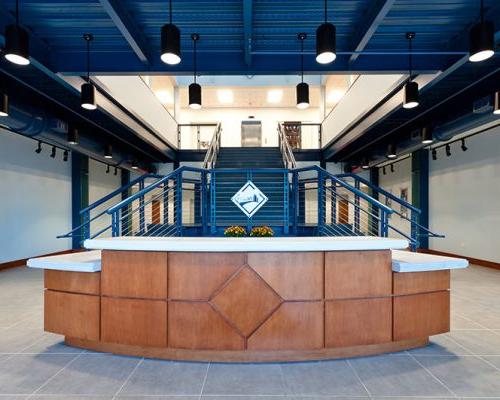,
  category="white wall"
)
[0,132,72,263]
[179,107,321,148]
[429,129,500,263]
